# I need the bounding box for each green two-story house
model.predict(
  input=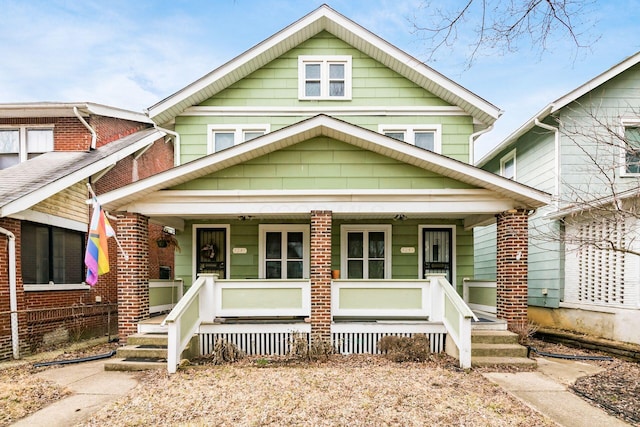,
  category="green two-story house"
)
[98,5,549,371]
[475,52,640,346]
